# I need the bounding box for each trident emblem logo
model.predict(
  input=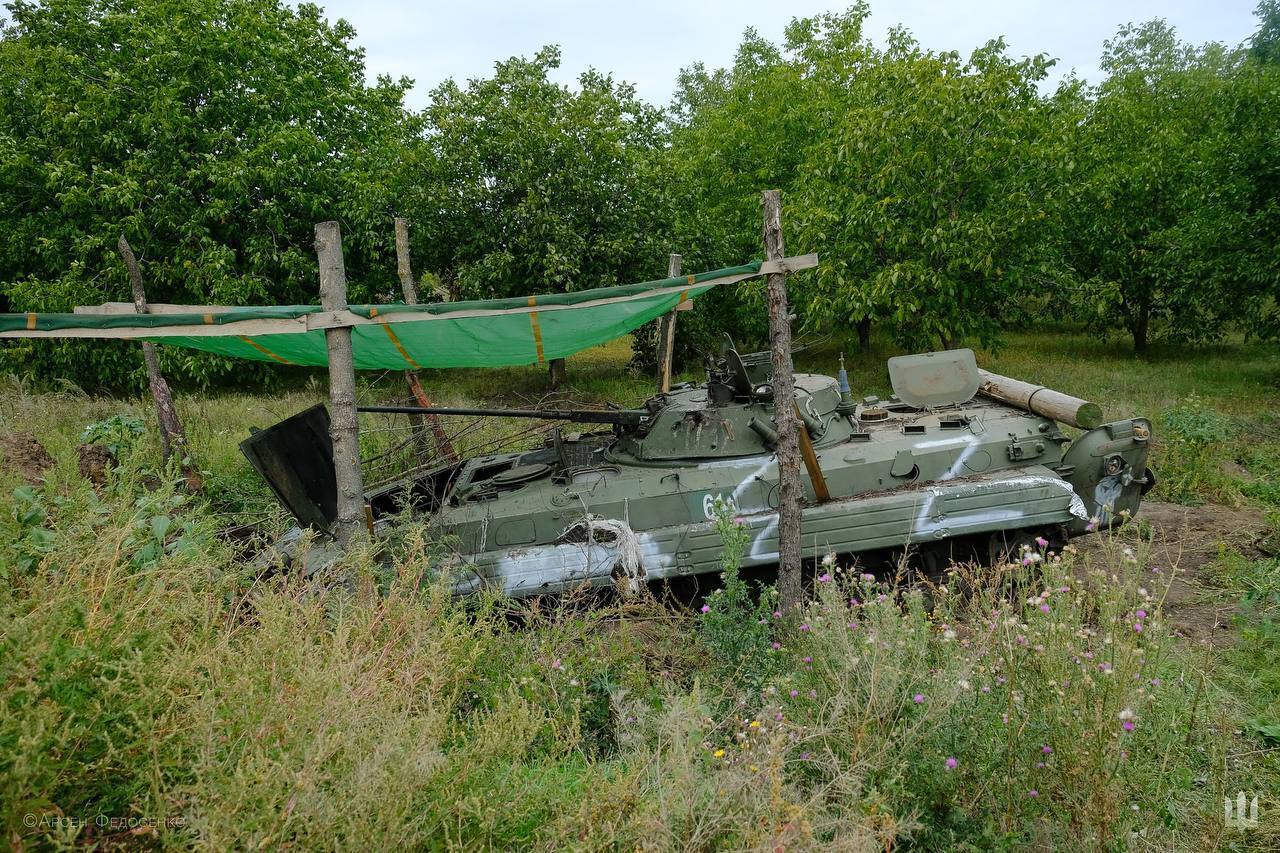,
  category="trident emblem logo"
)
[1224,792,1260,830]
